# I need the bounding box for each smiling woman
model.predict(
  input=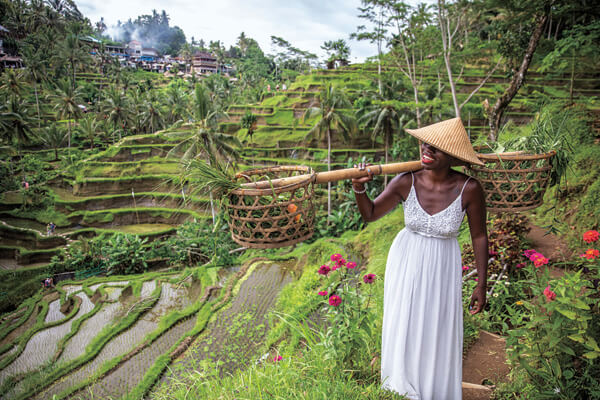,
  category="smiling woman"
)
[352,118,489,400]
